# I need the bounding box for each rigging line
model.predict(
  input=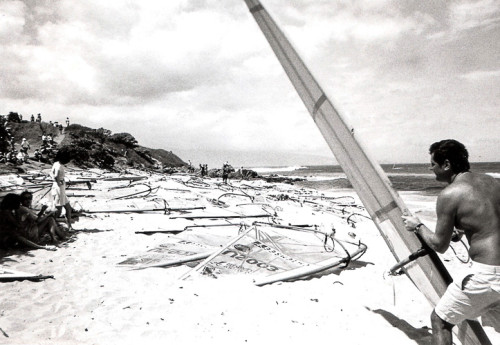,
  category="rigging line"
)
[449,239,470,264]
